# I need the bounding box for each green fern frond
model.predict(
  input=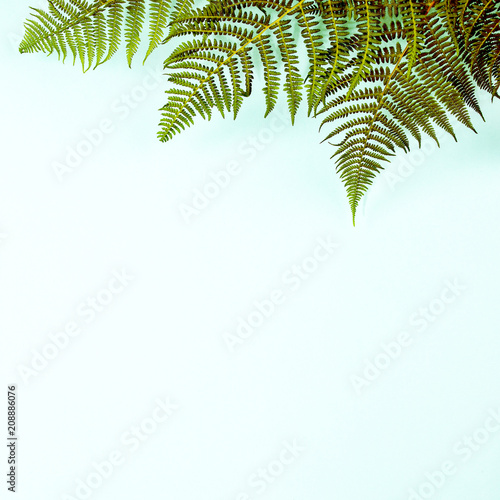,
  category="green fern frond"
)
[20,0,121,70]
[101,2,124,65]
[345,0,382,98]
[158,0,314,140]
[124,0,146,66]
[423,11,483,119]
[19,0,181,69]
[399,0,427,76]
[459,0,500,98]
[143,0,171,62]
[295,2,322,114]
[318,9,482,223]
[272,17,304,122]
[19,0,500,223]
[310,0,351,111]
[255,33,280,116]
